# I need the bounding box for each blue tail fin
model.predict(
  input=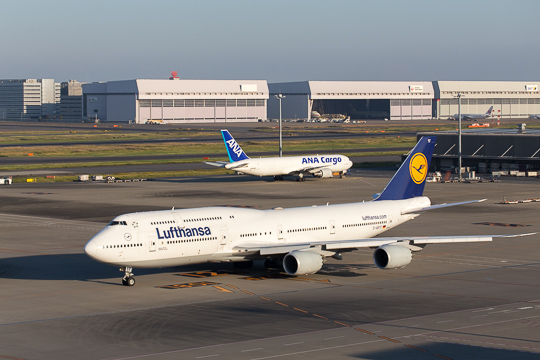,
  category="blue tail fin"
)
[221,130,250,162]
[375,136,436,201]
